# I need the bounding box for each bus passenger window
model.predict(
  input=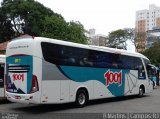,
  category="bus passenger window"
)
[81,57,93,67]
[112,62,118,68]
